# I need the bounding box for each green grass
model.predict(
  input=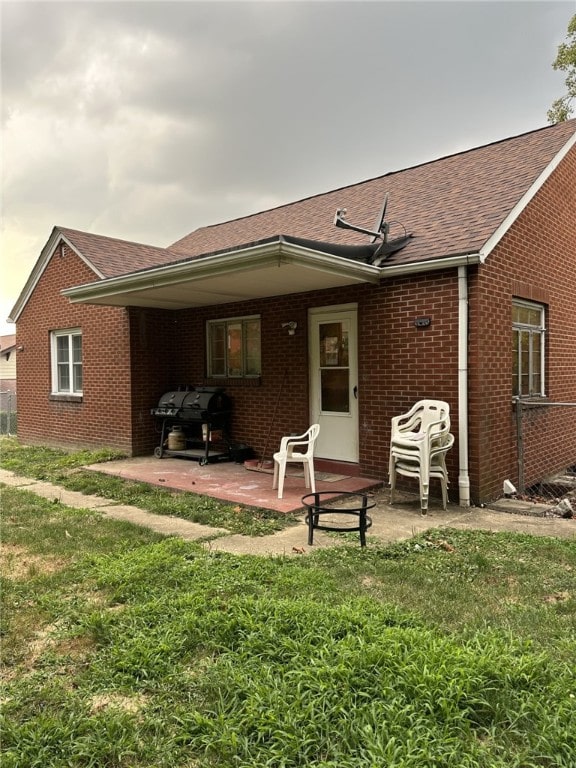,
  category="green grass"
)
[314,530,576,657]
[0,438,123,479]
[0,437,296,536]
[1,484,575,767]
